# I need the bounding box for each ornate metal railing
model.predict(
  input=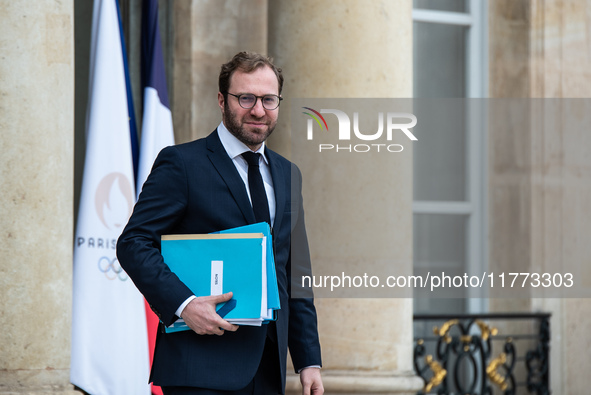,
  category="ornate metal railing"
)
[413,313,550,395]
